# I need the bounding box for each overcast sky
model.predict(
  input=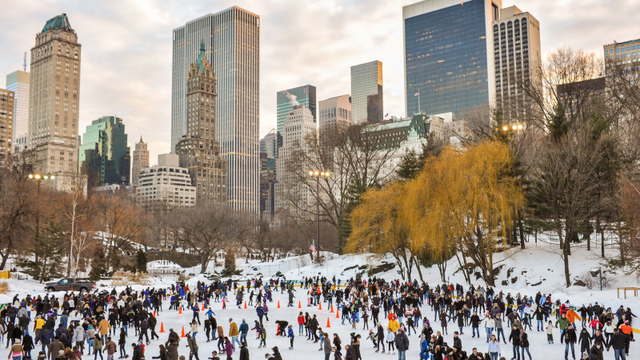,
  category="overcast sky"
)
[0,0,637,163]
